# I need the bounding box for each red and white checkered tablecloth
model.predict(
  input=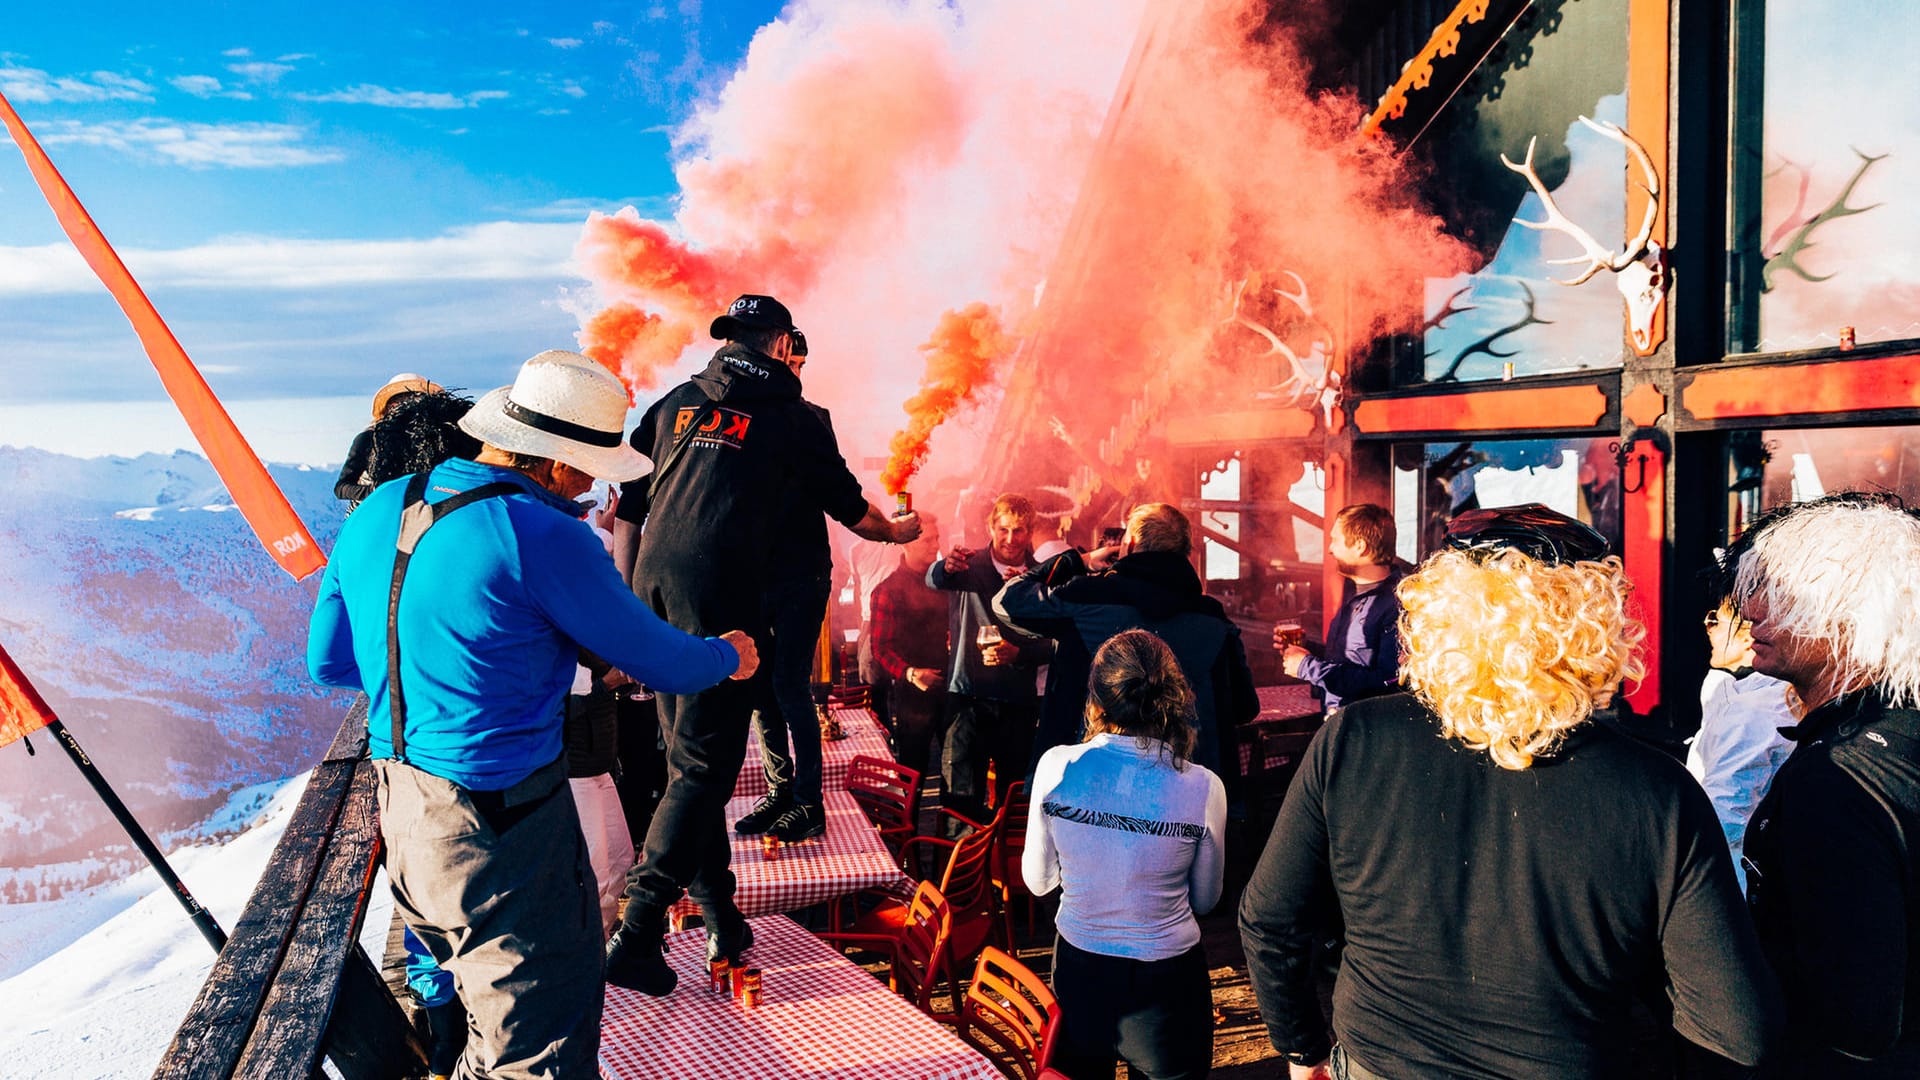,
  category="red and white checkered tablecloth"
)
[668,789,910,925]
[600,915,1000,1080]
[1256,683,1321,722]
[734,707,893,800]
